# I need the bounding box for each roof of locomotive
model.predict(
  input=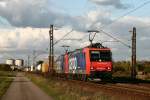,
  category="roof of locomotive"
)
[66,43,111,54]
